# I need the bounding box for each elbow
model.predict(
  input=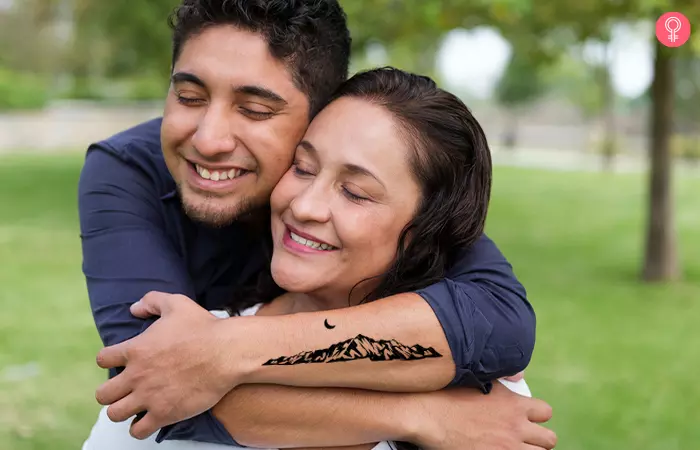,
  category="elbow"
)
[494,292,536,377]
[473,285,537,379]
